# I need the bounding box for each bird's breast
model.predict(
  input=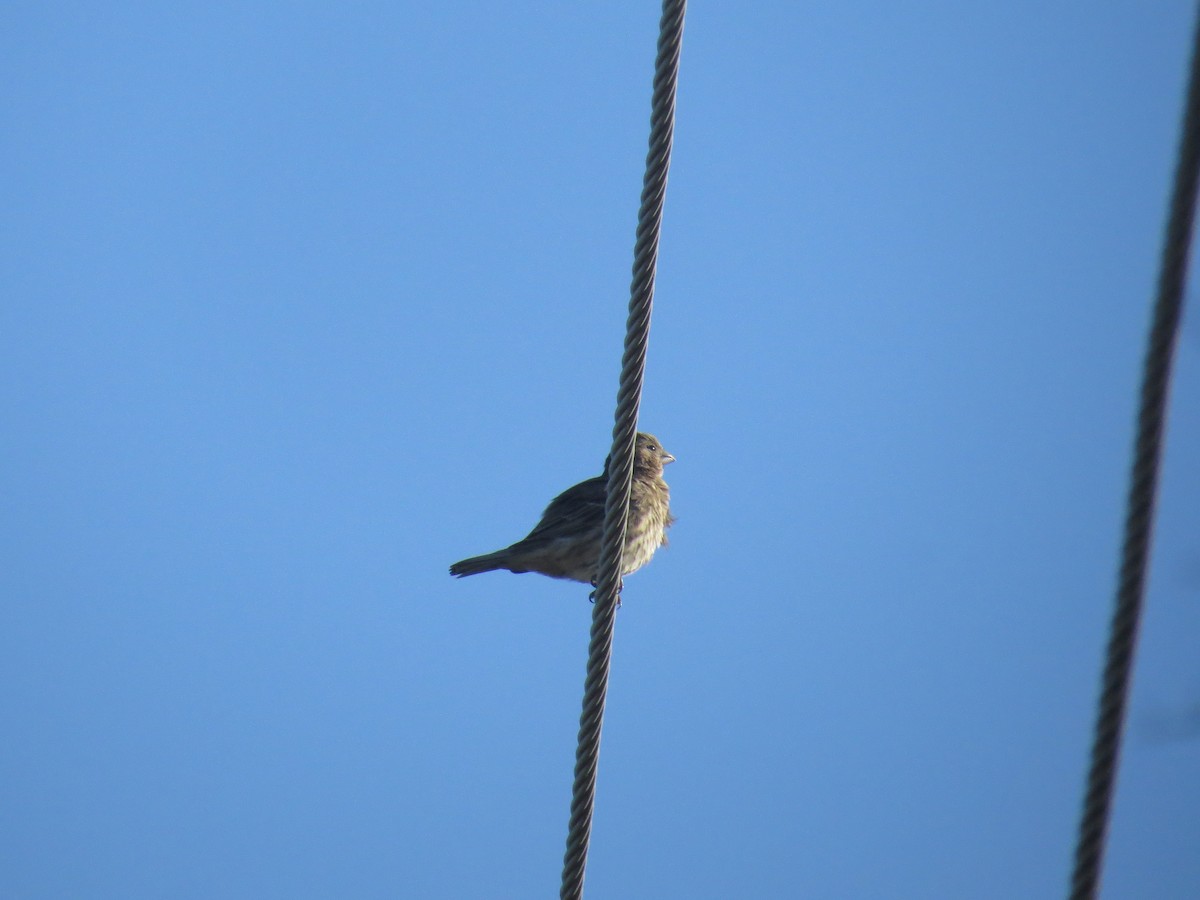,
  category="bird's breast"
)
[621,476,672,575]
